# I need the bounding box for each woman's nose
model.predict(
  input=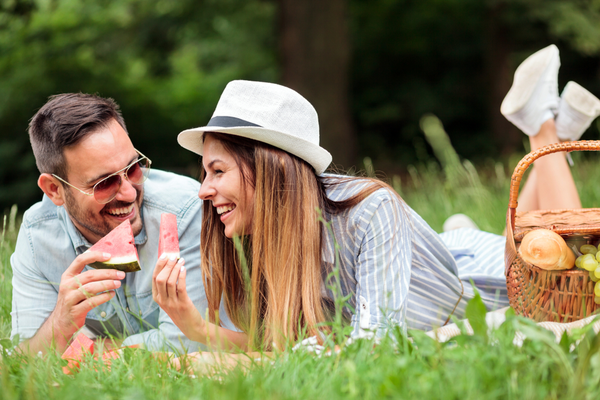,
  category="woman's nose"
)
[198,180,215,200]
